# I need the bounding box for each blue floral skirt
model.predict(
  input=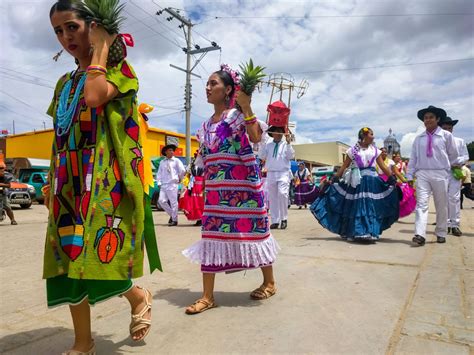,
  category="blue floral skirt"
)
[310,173,400,240]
